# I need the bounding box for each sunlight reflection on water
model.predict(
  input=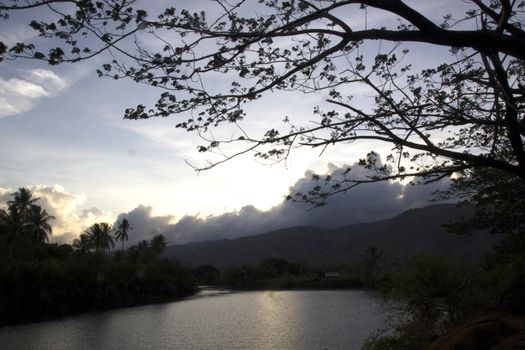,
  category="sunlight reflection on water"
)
[0,289,390,350]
